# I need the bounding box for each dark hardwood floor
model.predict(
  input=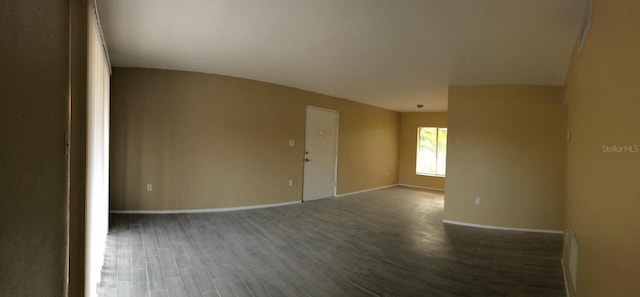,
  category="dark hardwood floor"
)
[98,187,566,297]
